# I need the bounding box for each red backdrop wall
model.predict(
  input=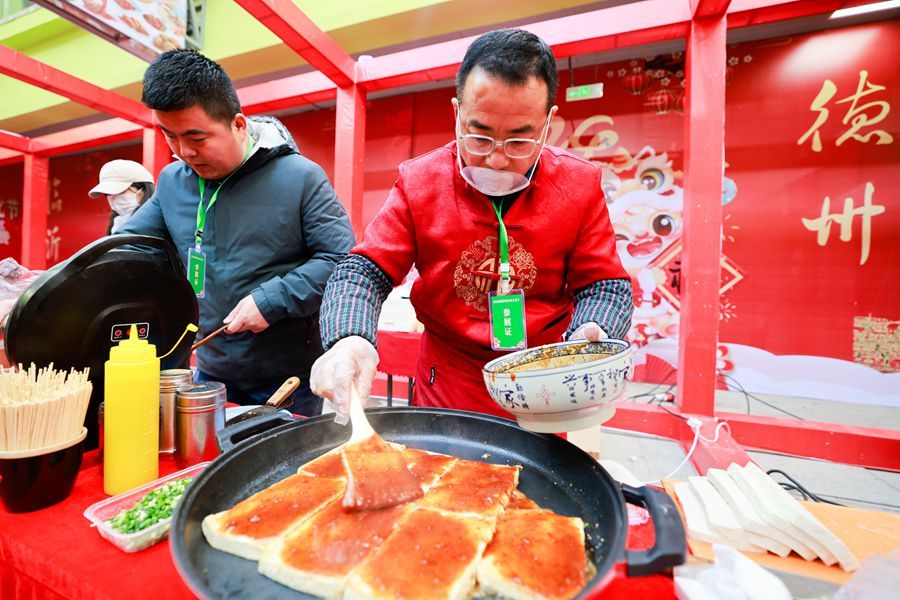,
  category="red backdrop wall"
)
[1,19,896,395]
